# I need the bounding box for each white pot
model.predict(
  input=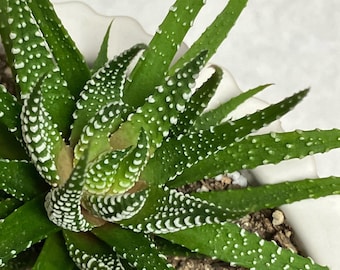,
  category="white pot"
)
[52,2,340,269]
